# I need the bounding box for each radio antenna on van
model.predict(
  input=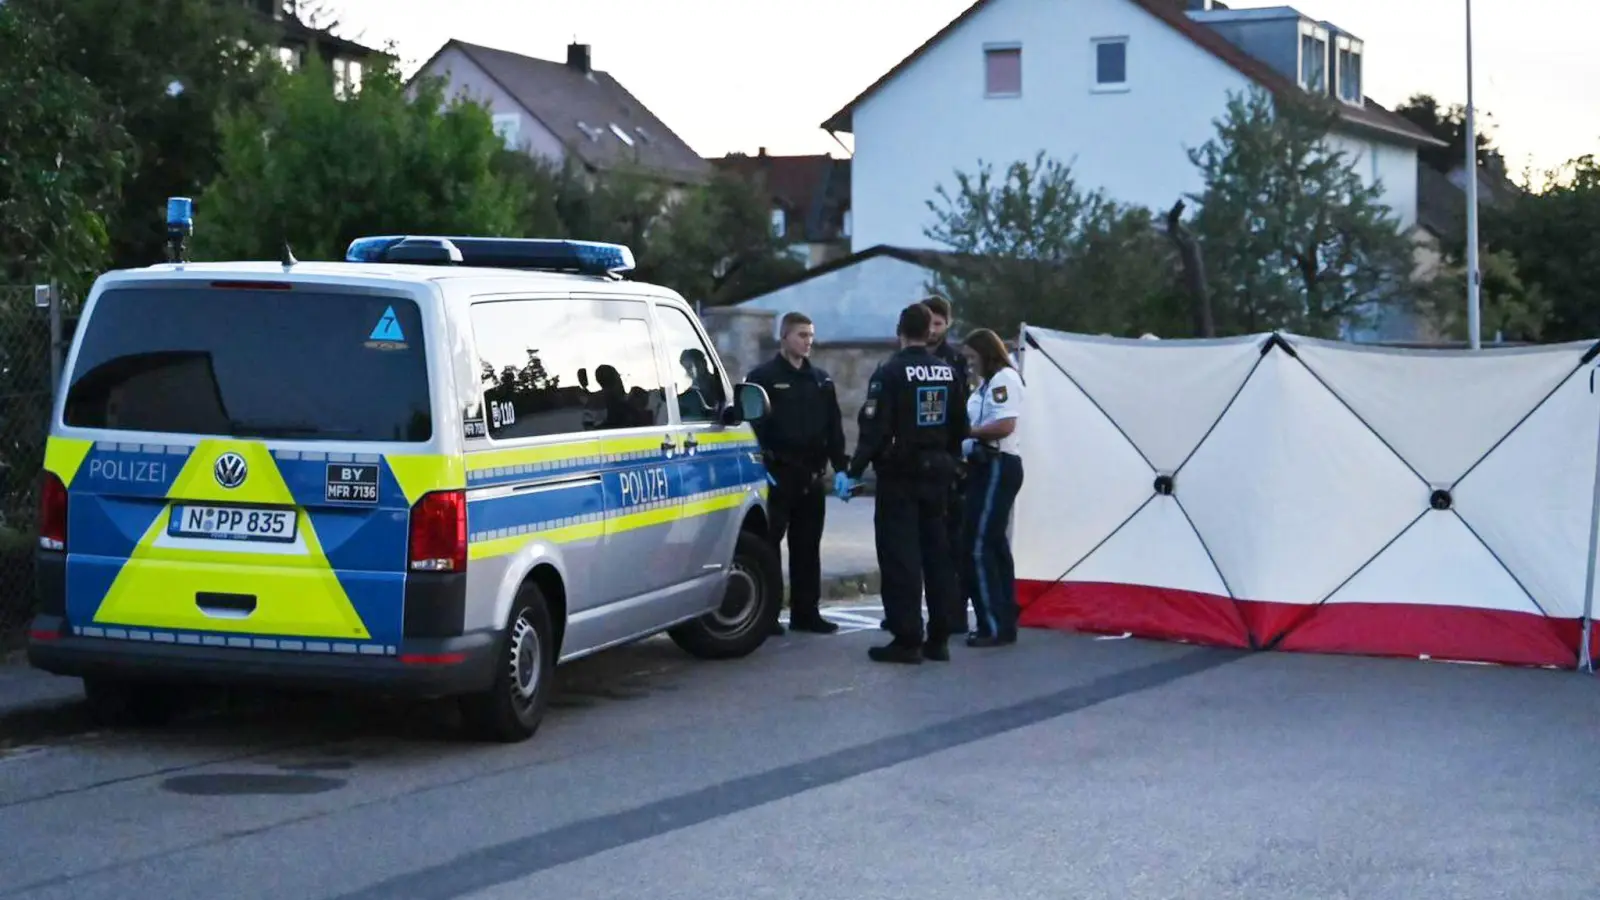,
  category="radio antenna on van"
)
[281,241,298,268]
